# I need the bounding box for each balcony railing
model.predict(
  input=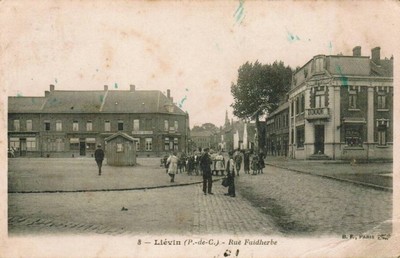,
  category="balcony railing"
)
[305,107,330,120]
